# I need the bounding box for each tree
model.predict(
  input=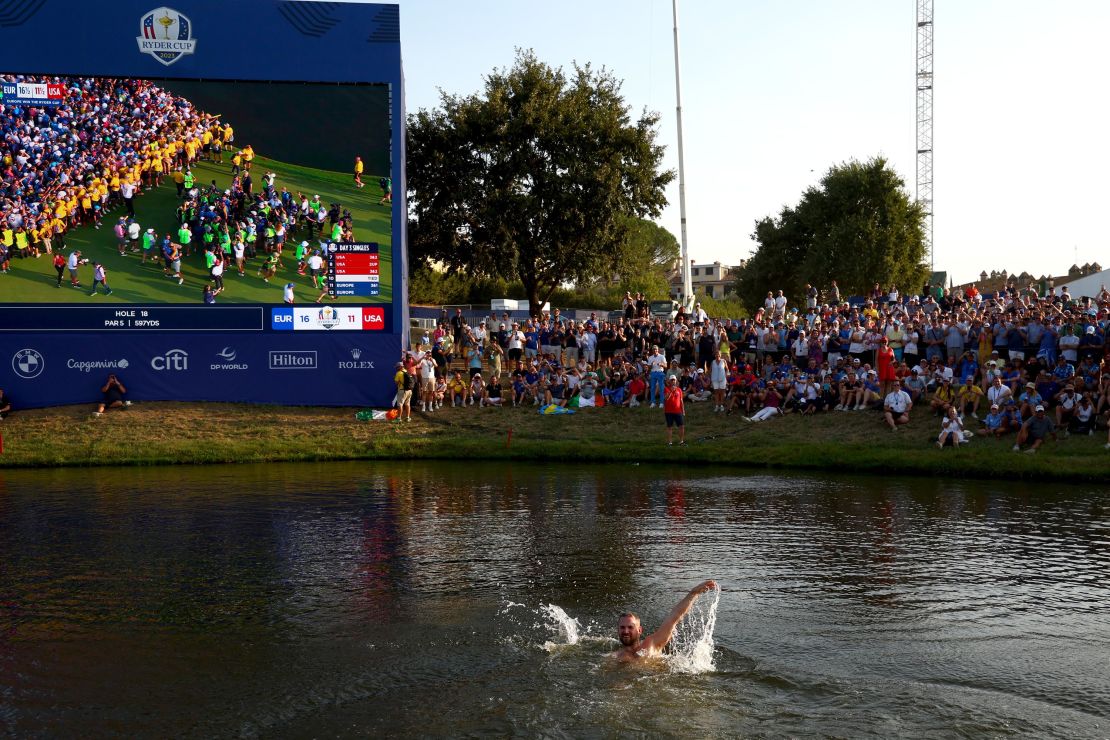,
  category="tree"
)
[407,49,673,311]
[578,216,679,301]
[734,157,928,312]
